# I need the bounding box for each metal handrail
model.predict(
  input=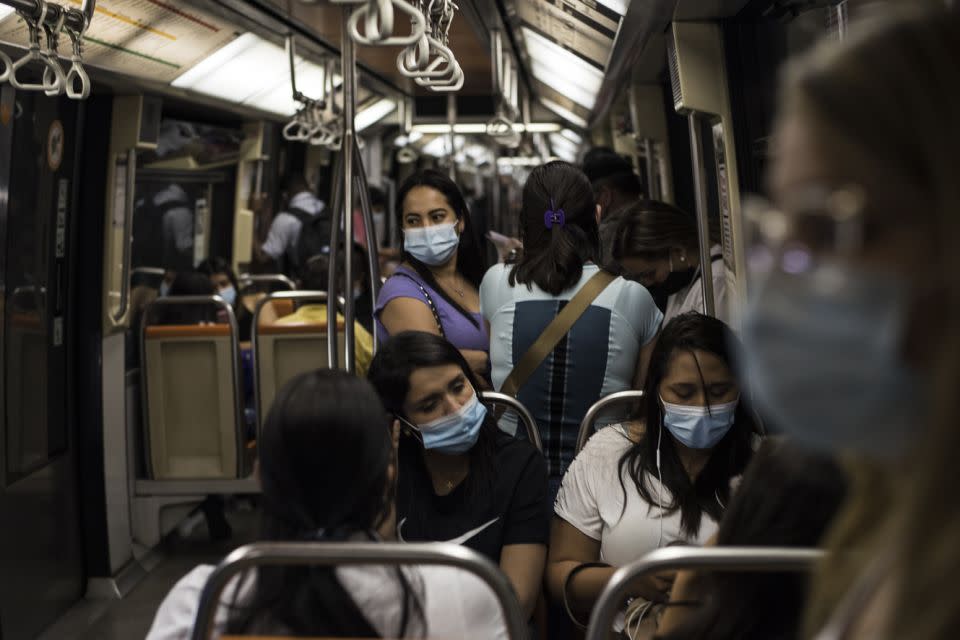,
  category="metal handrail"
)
[190,541,527,640]
[251,290,330,435]
[575,390,645,454]
[585,546,825,640]
[110,148,135,324]
[140,295,245,478]
[481,391,542,452]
